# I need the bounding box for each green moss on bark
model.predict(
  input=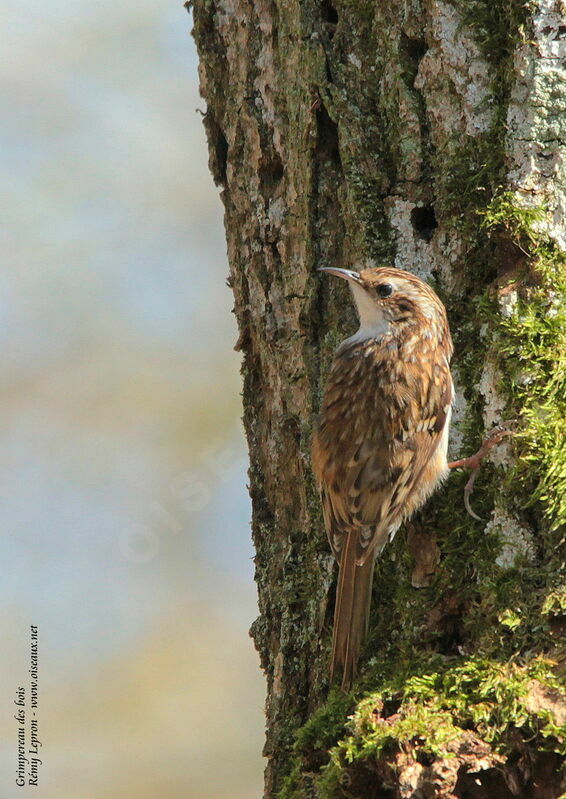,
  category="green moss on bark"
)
[281,656,565,799]
[316,657,565,797]
[478,193,566,531]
